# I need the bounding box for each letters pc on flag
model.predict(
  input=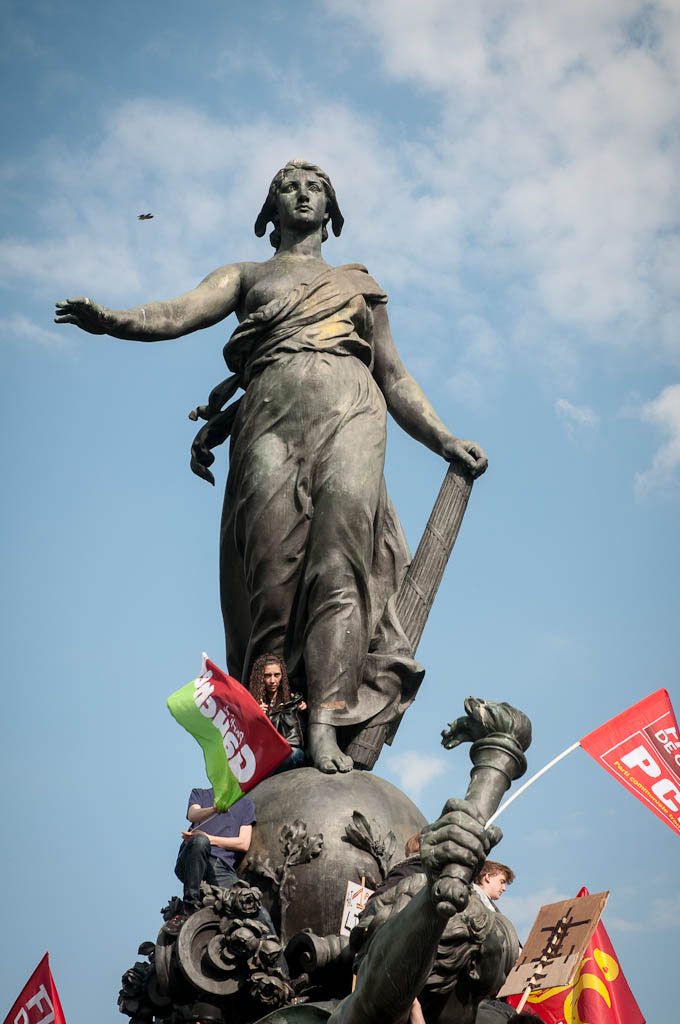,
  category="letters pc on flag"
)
[508,888,644,1024]
[580,688,680,837]
[167,654,292,810]
[3,952,66,1024]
